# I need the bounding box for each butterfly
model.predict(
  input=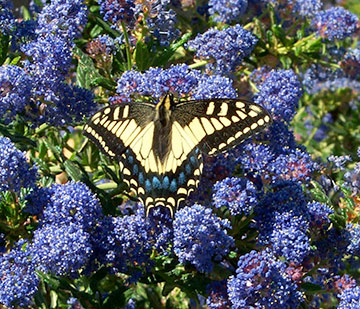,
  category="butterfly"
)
[83,94,271,217]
